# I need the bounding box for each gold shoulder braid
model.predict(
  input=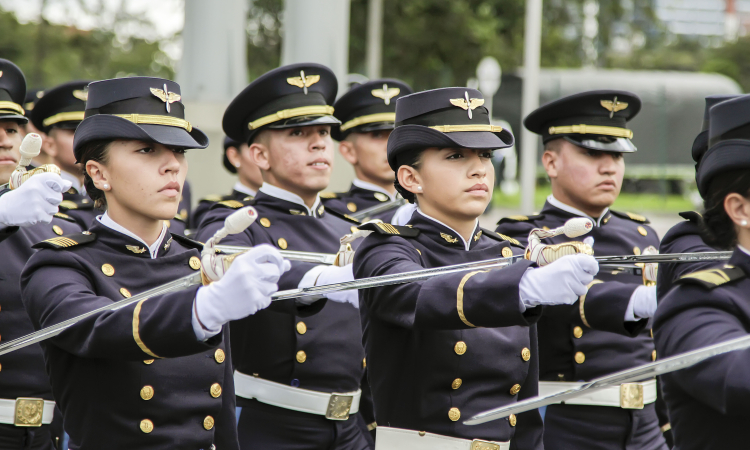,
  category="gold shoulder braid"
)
[32,232,96,250]
[677,265,746,290]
